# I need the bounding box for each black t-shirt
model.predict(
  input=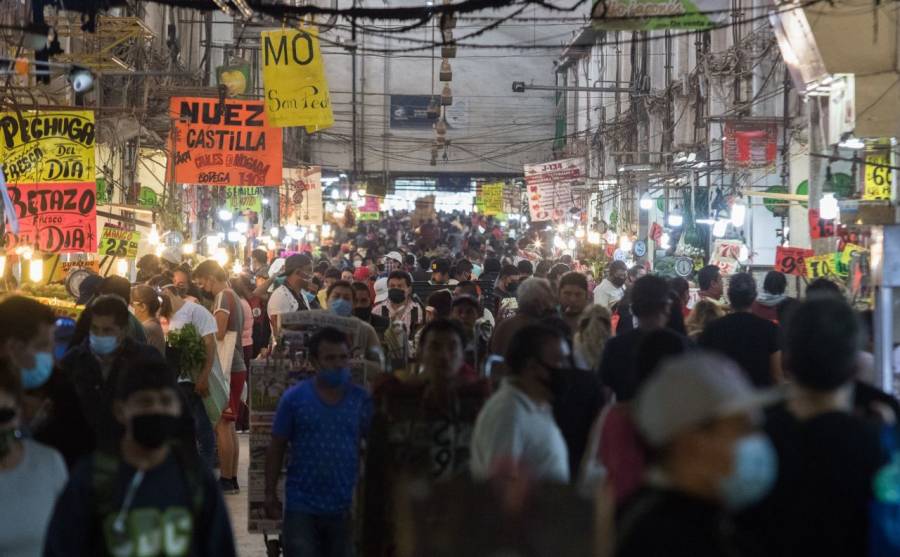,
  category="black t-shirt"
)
[598,329,646,402]
[699,312,780,387]
[739,403,885,557]
[616,487,754,557]
[44,451,236,557]
[552,367,605,482]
